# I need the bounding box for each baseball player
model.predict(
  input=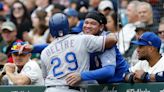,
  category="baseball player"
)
[40,13,117,92]
[0,42,44,85]
[66,12,129,85]
[124,32,164,83]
